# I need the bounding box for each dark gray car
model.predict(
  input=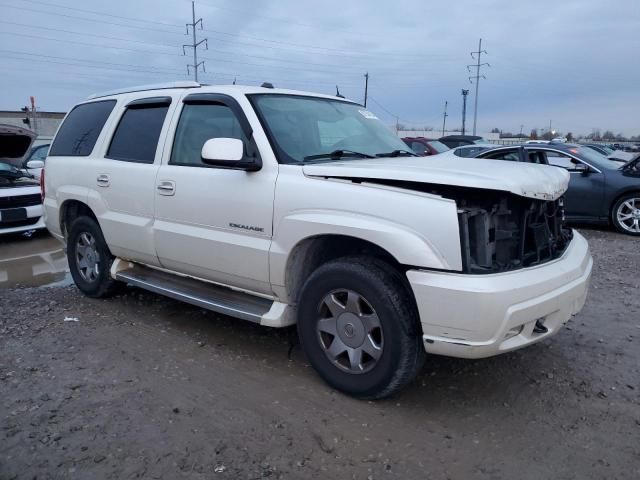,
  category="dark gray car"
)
[469,143,640,235]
